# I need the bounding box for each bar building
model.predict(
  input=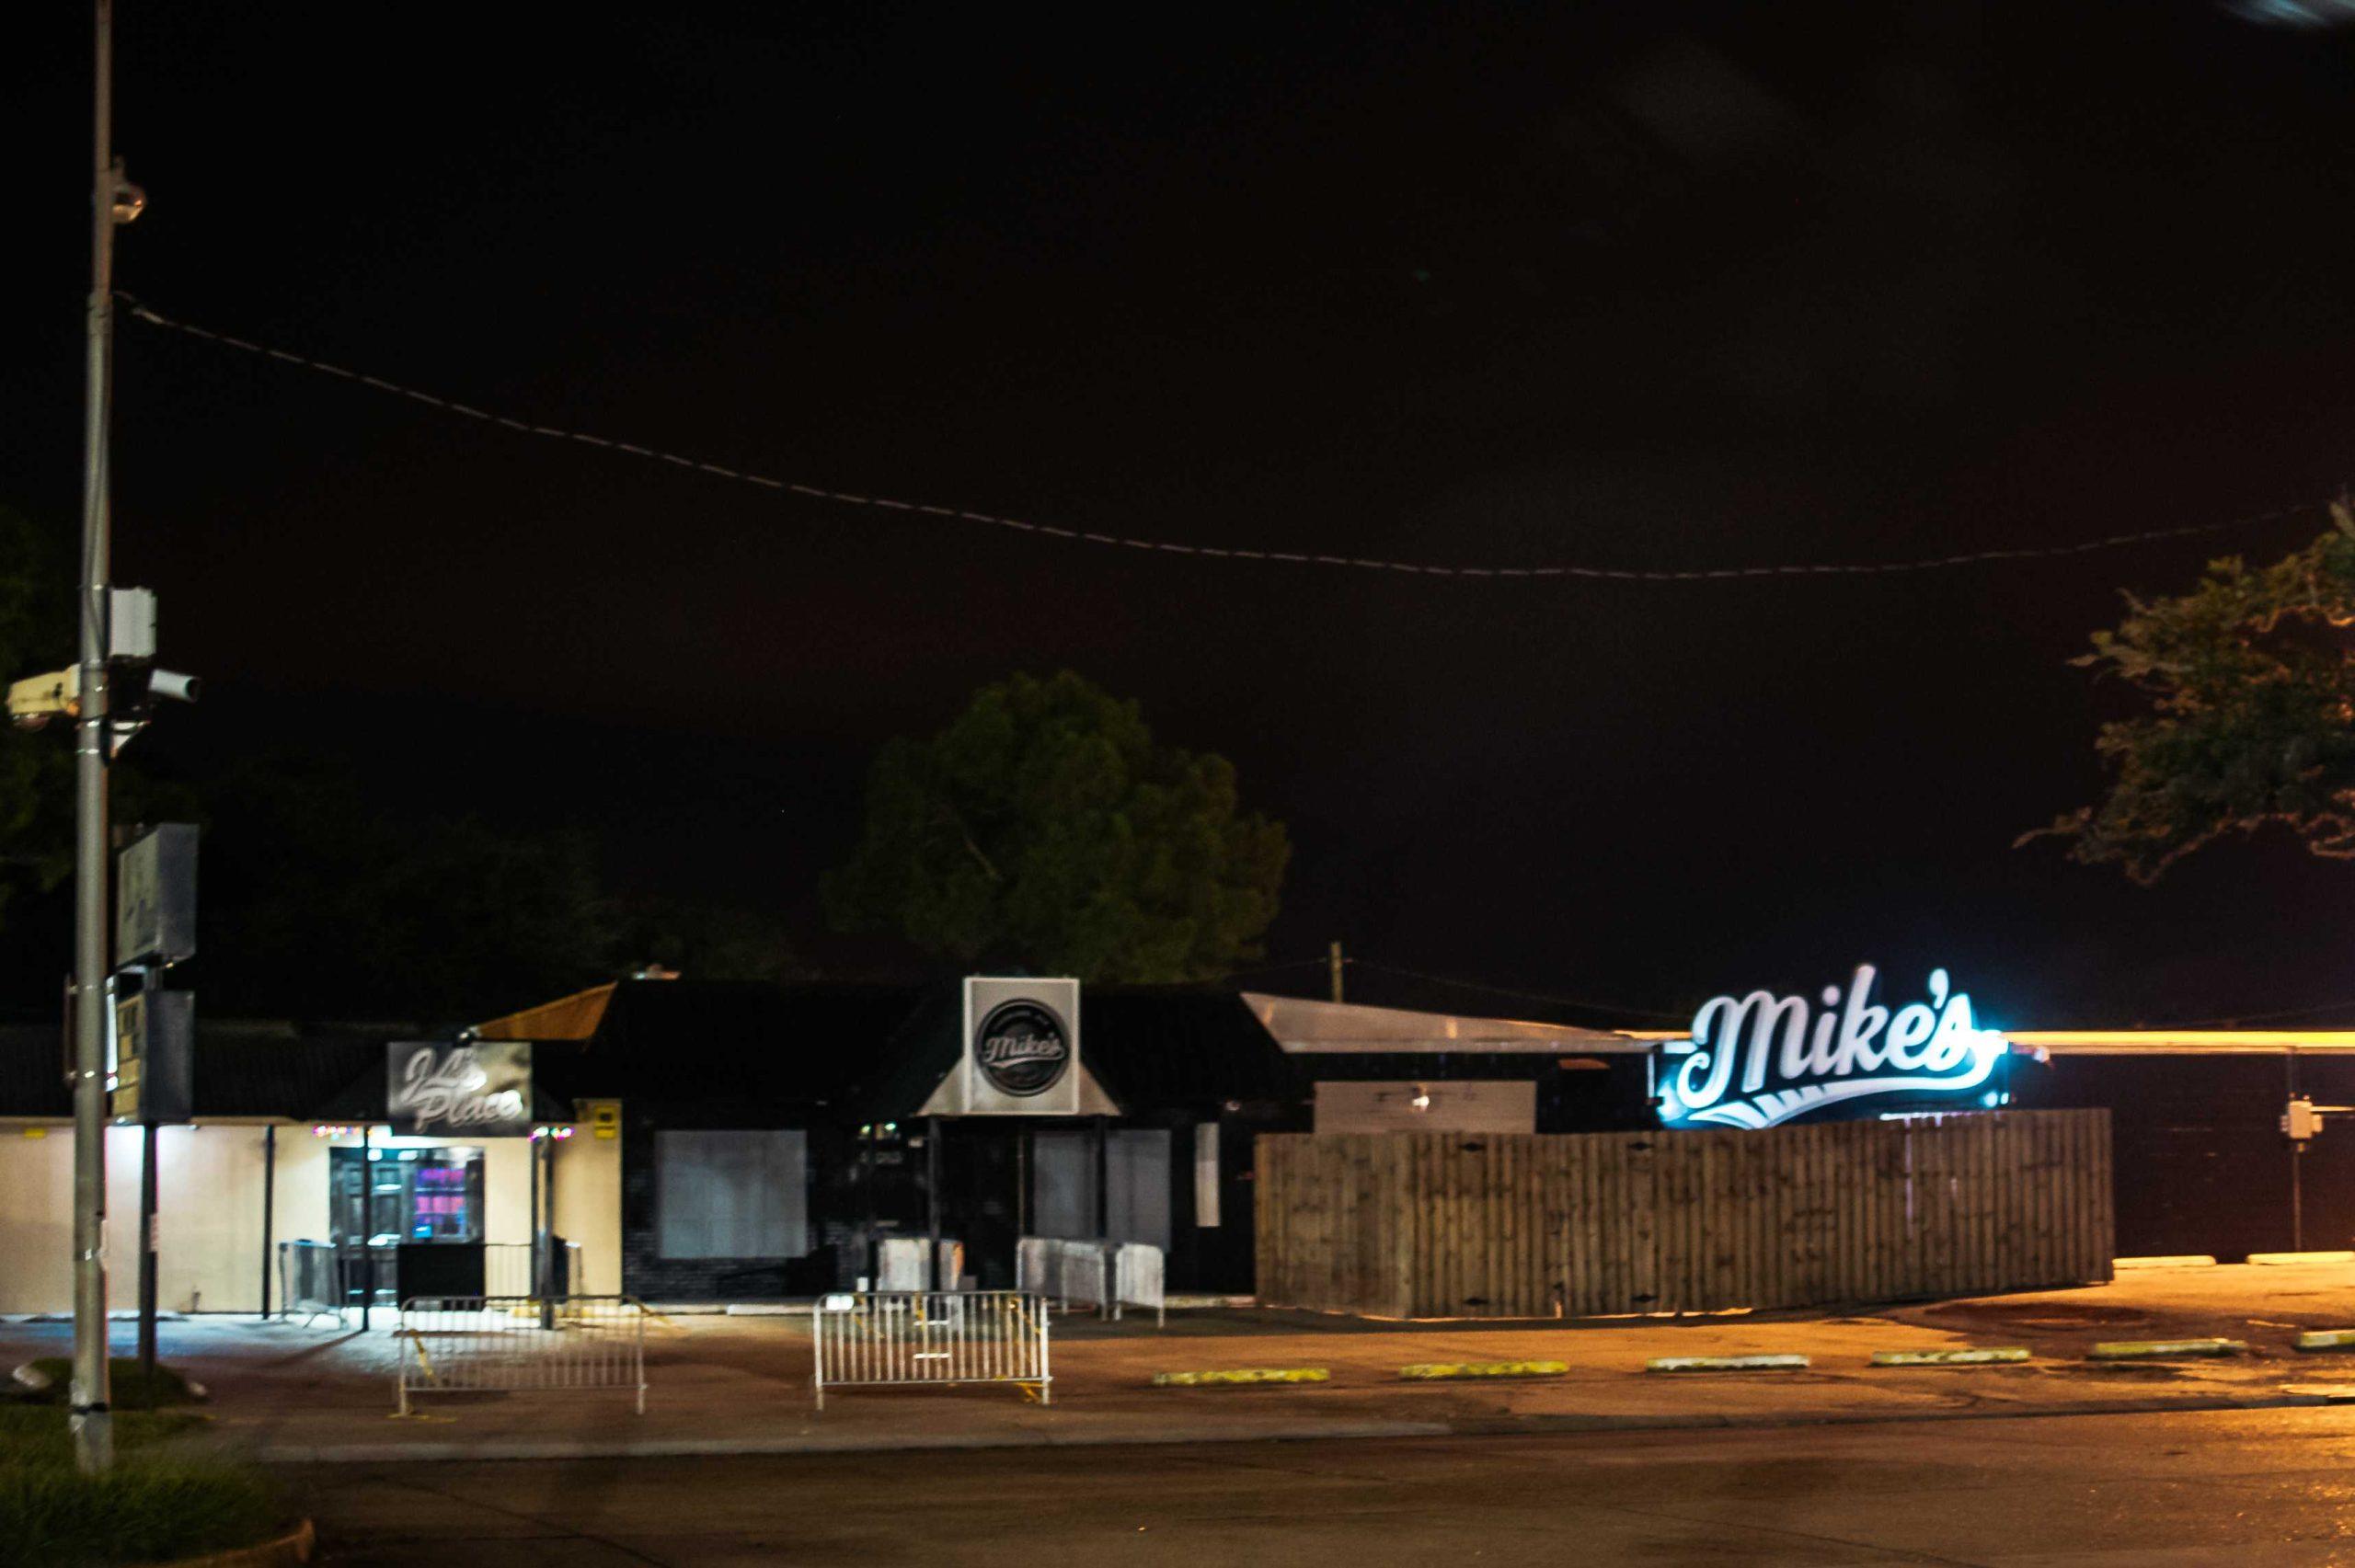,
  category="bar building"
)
[1,968,2351,1315]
